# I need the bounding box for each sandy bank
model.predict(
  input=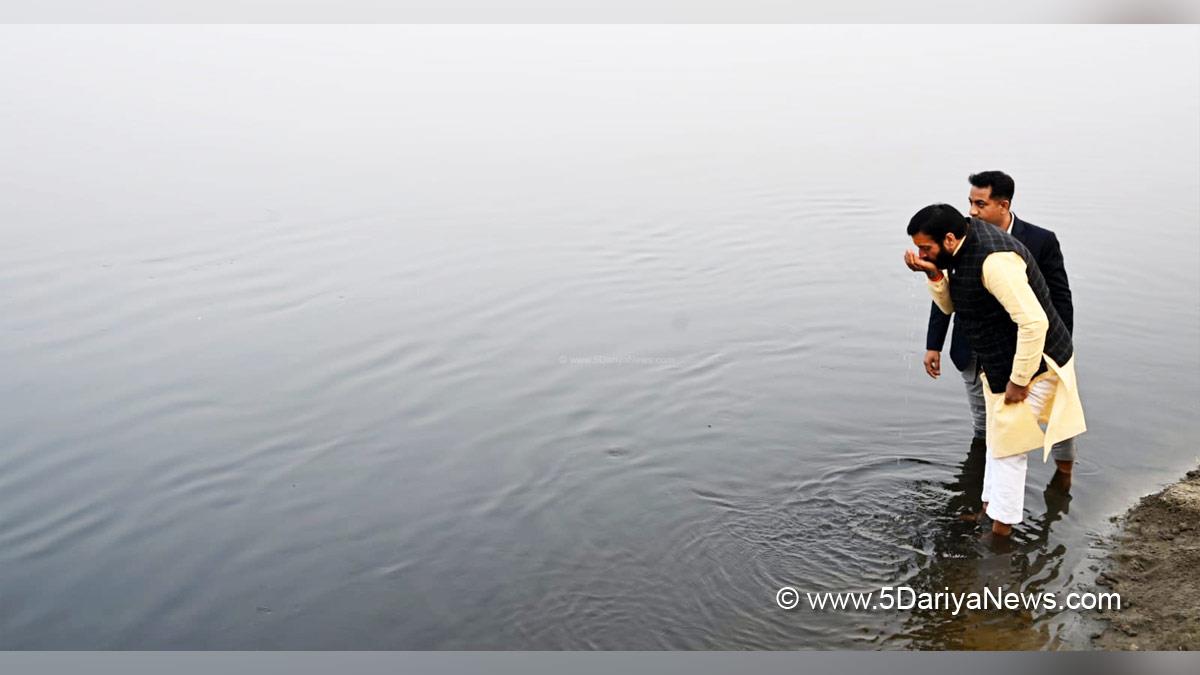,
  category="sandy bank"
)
[1092,467,1200,651]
